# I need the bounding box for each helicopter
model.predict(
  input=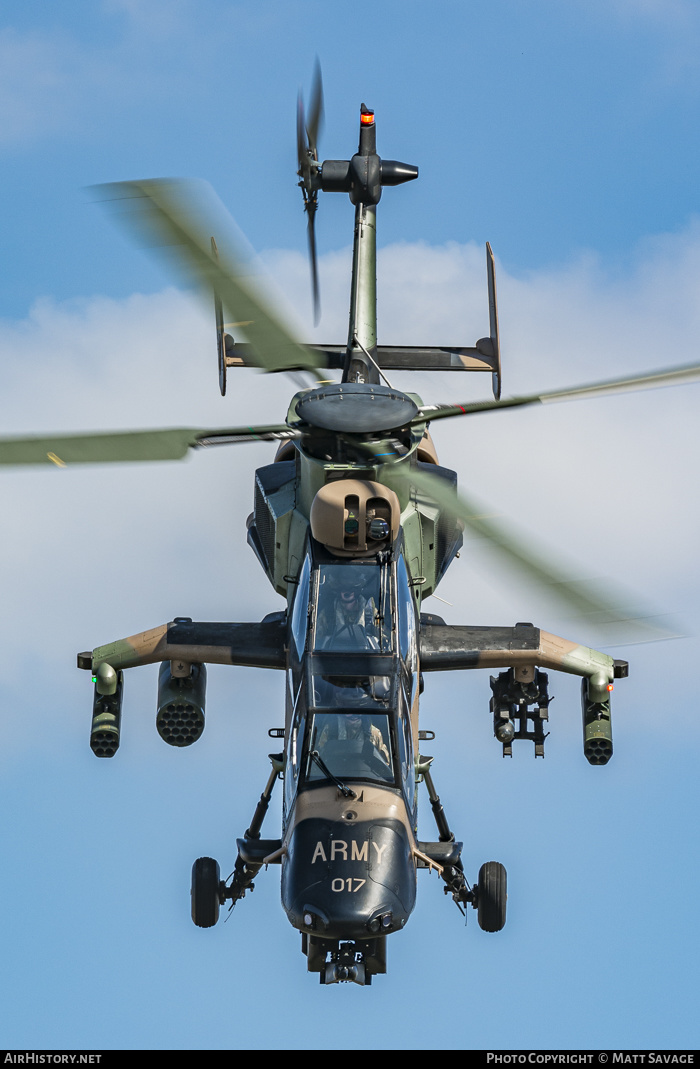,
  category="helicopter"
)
[2,73,700,987]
